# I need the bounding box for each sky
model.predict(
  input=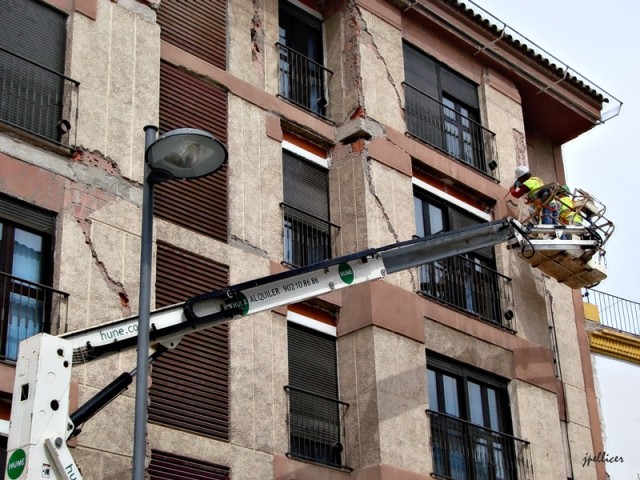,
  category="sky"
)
[469,2,640,477]
[469,0,640,304]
